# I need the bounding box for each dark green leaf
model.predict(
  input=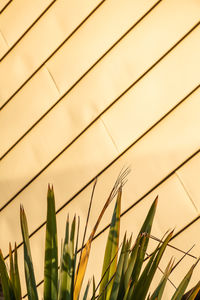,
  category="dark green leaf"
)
[20,205,38,300]
[44,185,58,300]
